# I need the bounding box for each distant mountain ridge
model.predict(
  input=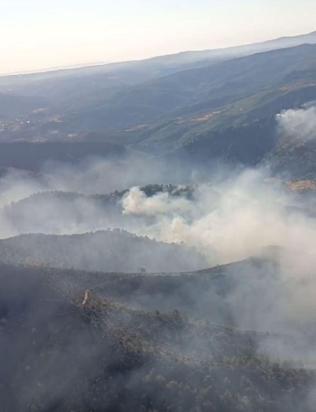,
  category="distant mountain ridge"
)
[1,30,315,84]
[0,32,315,177]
